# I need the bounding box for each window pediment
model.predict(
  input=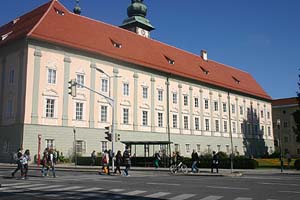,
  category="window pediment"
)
[42,88,58,97]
